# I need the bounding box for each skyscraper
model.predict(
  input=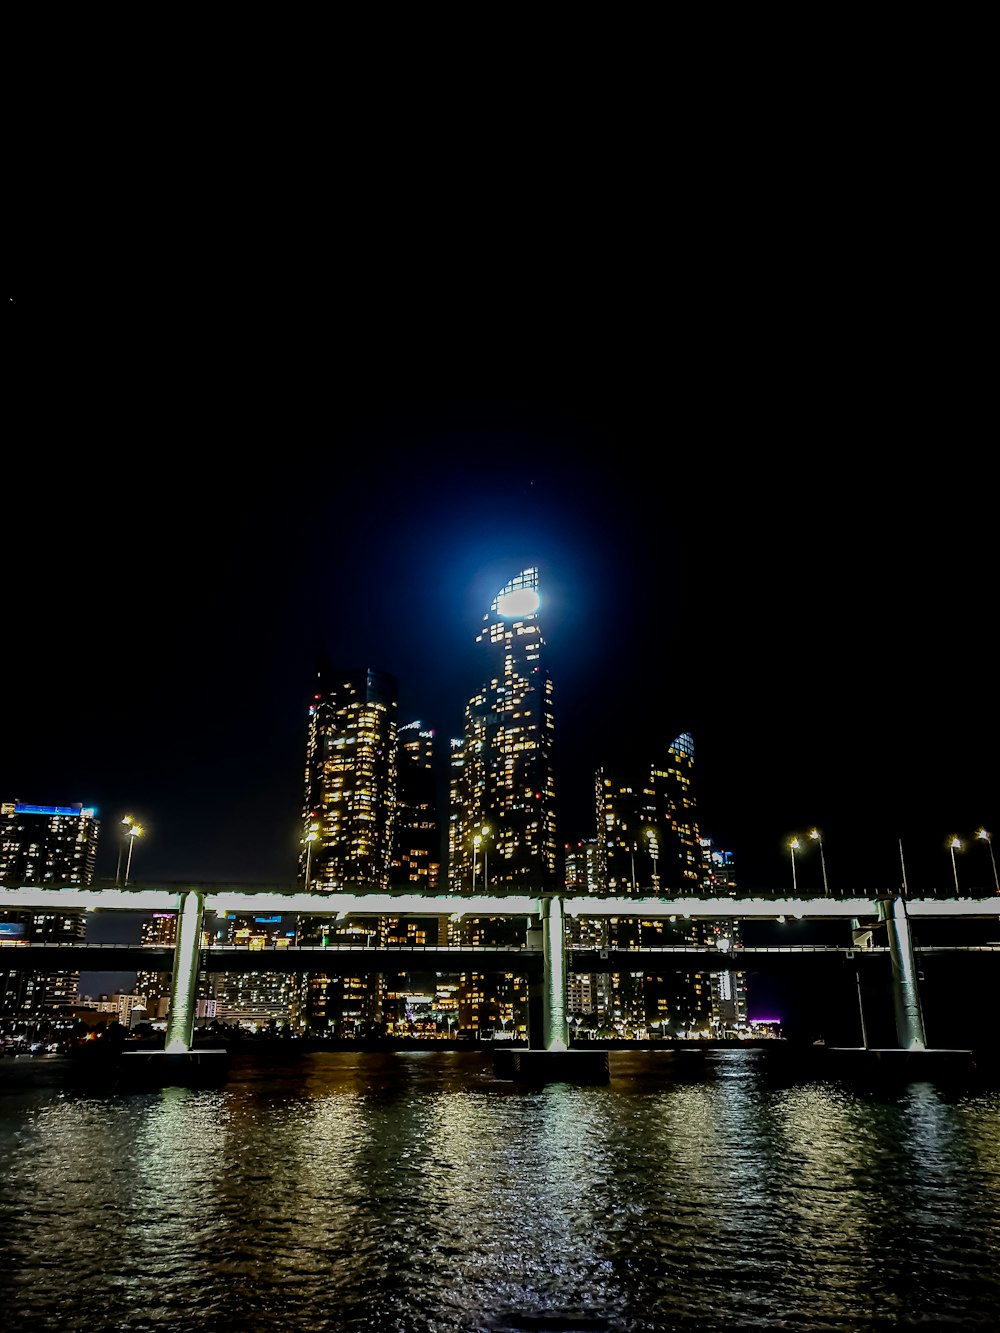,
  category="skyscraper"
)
[449,568,556,1038]
[452,567,557,893]
[392,722,441,891]
[296,663,400,1036]
[0,801,99,1016]
[300,664,399,892]
[596,732,701,894]
[593,736,719,1037]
